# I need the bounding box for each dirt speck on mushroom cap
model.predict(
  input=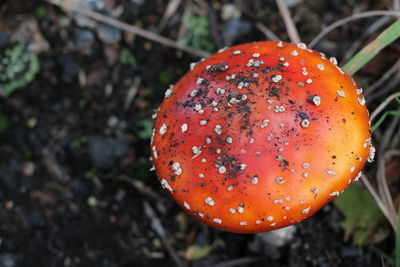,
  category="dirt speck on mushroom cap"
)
[151,41,372,233]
